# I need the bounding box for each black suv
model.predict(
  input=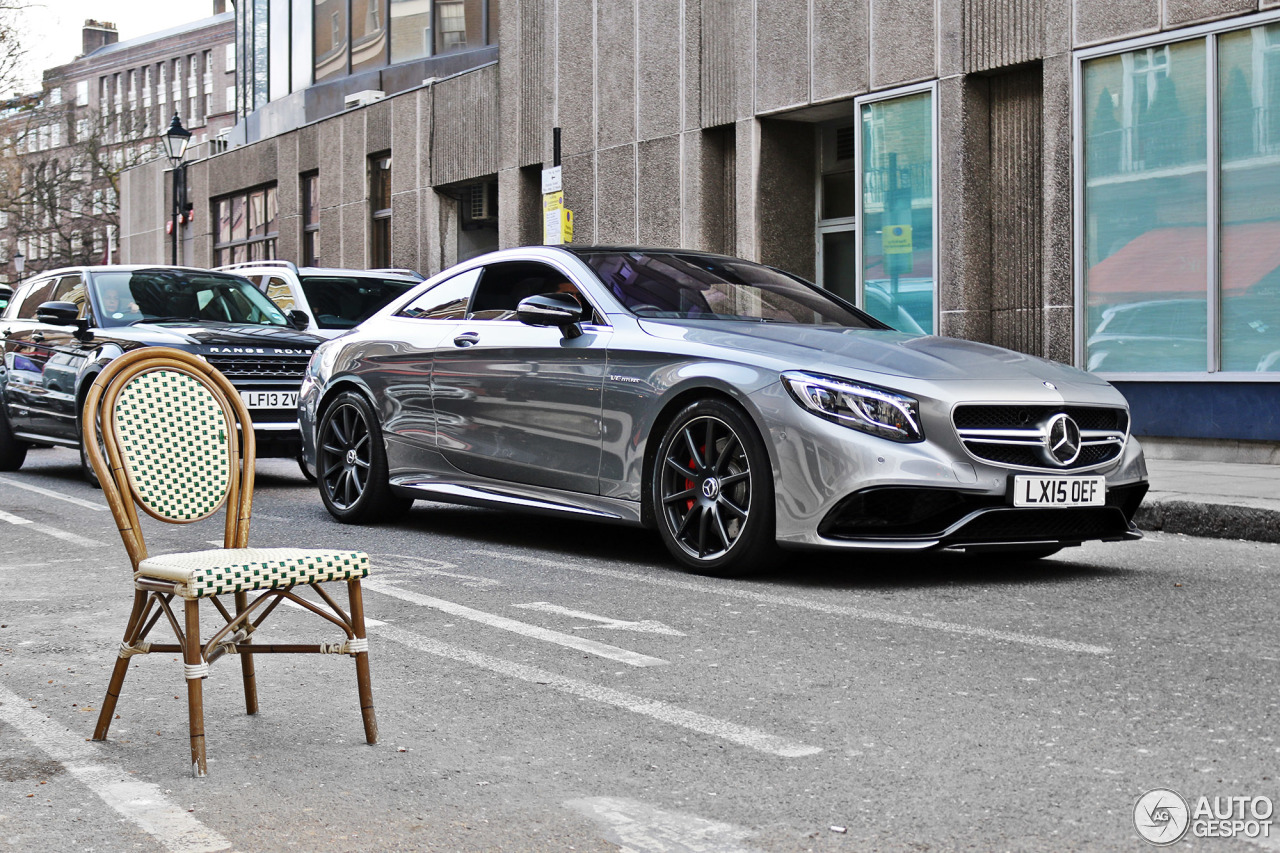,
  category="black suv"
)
[0,265,326,481]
